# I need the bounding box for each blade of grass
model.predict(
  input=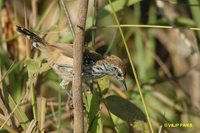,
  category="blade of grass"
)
[6,93,29,130]
[188,0,200,38]
[99,0,141,18]
[0,35,18,44]
[92,24,200,31]
[104,29,118,56]
[25,59,40,121]
[145,2,157,78]
[25,119,37,133]
[0,61,17,84]
[86,92,102,133]
[0,0,2,10]
[107,0,154,132]
[23,0,30,59]
[31,0,38,27]
[133,3,146,80]
[35,0,57,30]
[30,85,37,120]
[91,0,97,46]
[60,0,75,39]
[37,97,46,133]
[86,0,141,29]
[0,118,18,133]
[61,0,141,43]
